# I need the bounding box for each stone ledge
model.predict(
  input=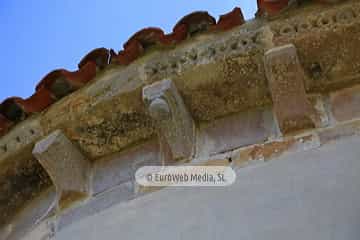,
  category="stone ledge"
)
[196,107,276,159]
[1,1,360,236]
[6,110,360,239]
[0,1,358,163]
